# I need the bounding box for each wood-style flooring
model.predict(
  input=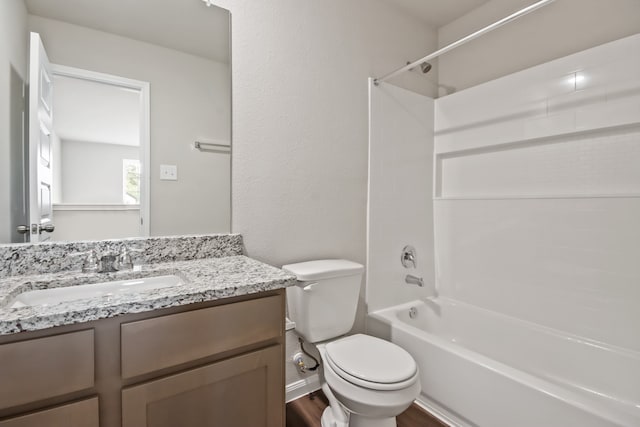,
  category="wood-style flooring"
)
[286,390,447,427]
